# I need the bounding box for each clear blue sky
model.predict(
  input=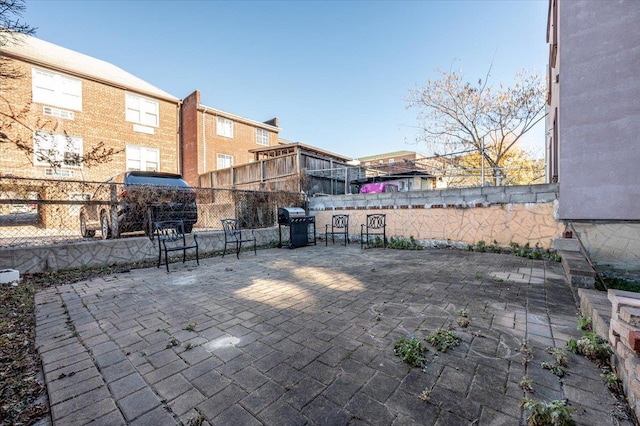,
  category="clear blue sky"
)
[24,0,549,160]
